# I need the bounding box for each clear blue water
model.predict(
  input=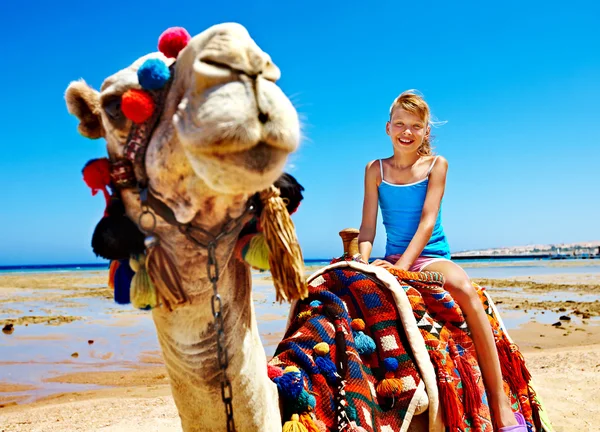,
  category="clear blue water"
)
[0,264,108,274]
[3,258,600,276]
